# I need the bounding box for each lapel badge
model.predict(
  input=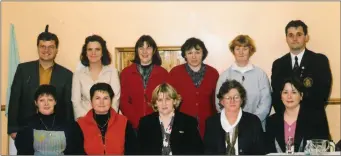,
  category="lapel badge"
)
[303,77,313,88]
[179,131,184,133]
[300,66,305,78]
